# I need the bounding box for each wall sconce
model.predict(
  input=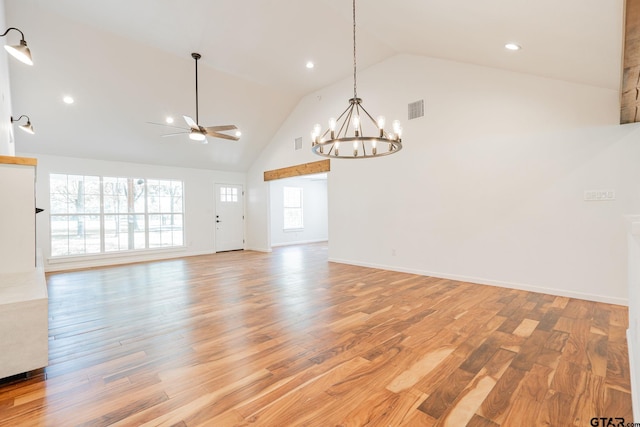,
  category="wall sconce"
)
[1,27,33,65]
[11,115,34,134]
